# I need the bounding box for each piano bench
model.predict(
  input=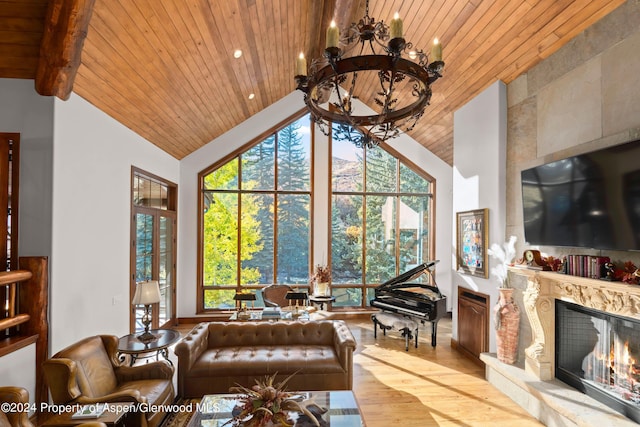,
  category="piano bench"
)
[372,312,419,351]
